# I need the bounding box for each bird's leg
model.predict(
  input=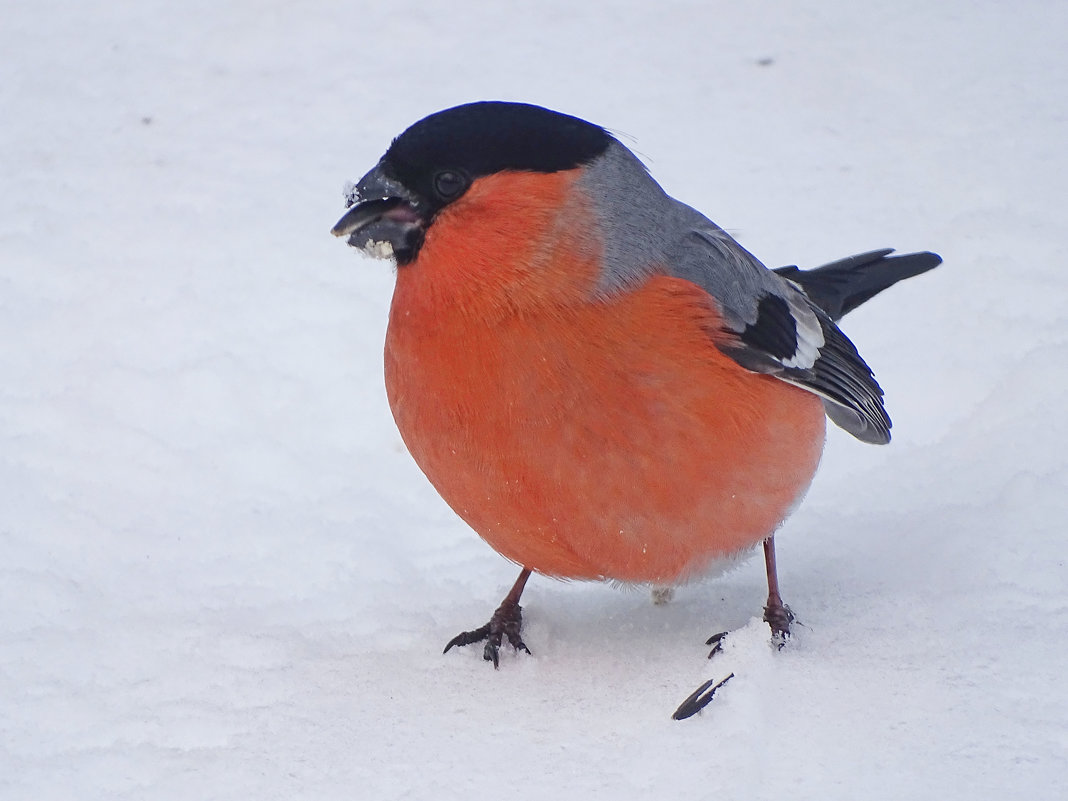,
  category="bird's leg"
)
[703,535,796,659]
[762,535,794,642]
[443,567,533,668]
[679,536,796,718]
